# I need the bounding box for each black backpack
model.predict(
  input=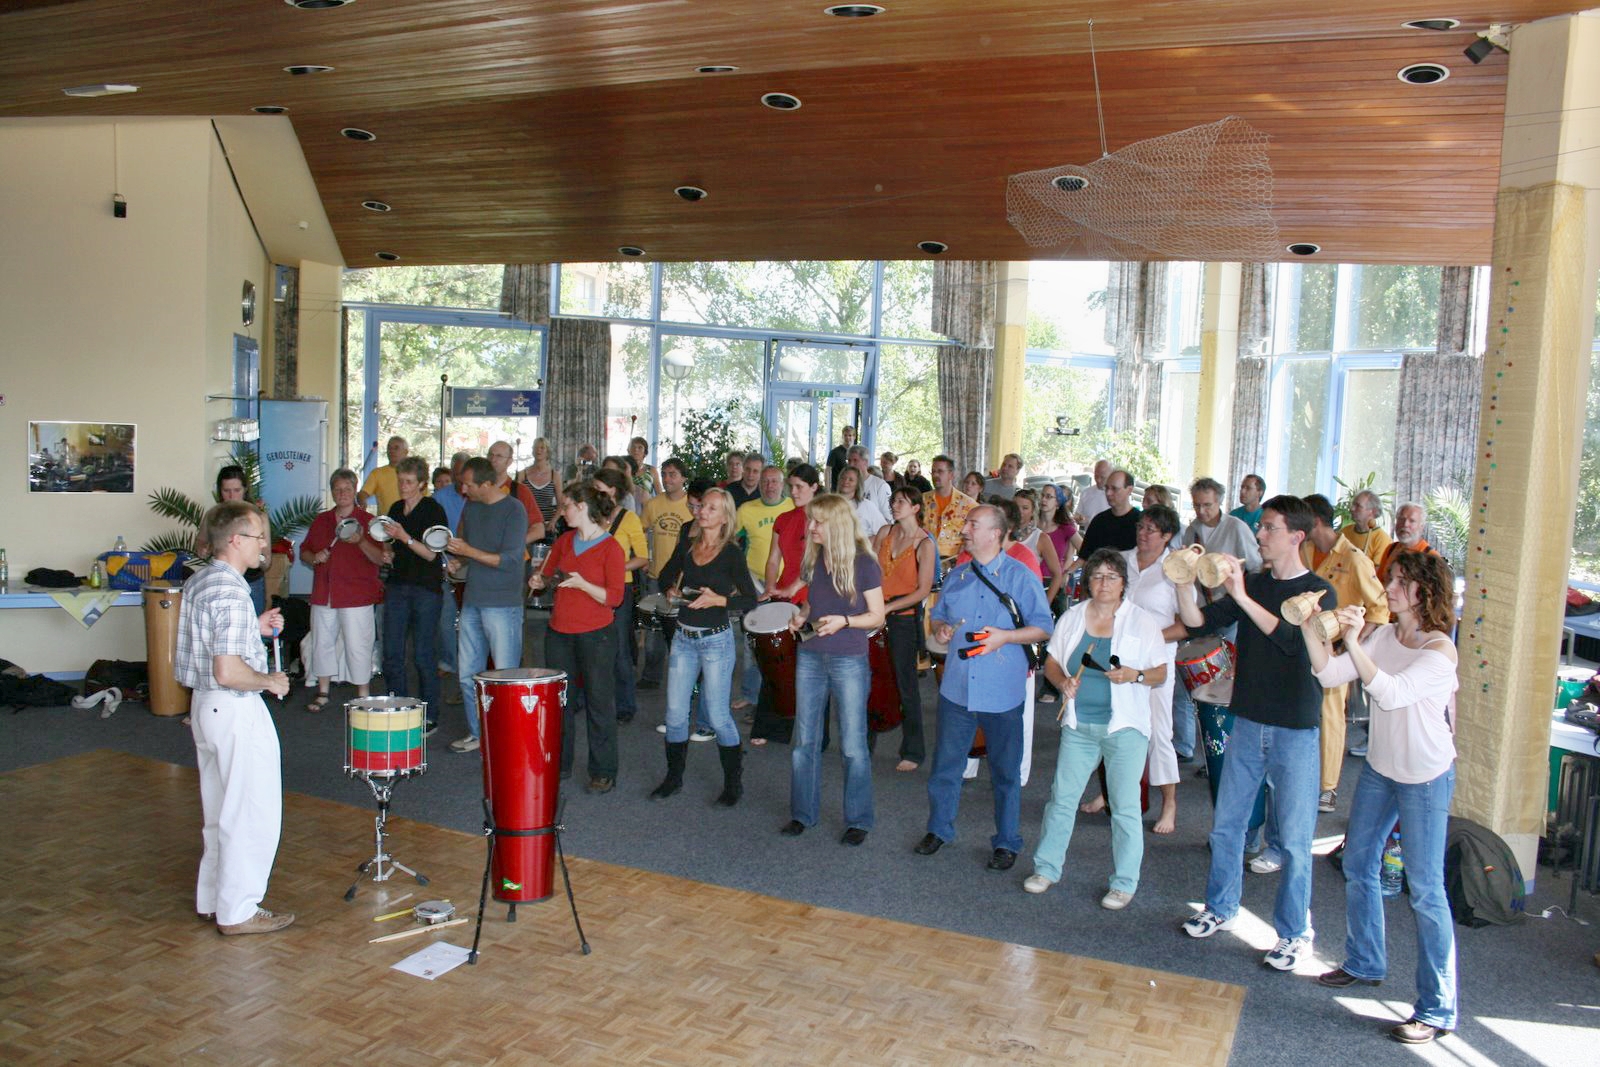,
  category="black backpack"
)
[1444,816,1527,927]
[0,671,78,709]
